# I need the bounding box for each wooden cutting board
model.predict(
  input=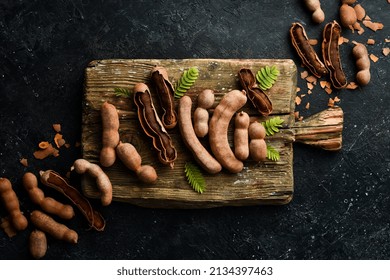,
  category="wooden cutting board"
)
[81,59,343,208]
